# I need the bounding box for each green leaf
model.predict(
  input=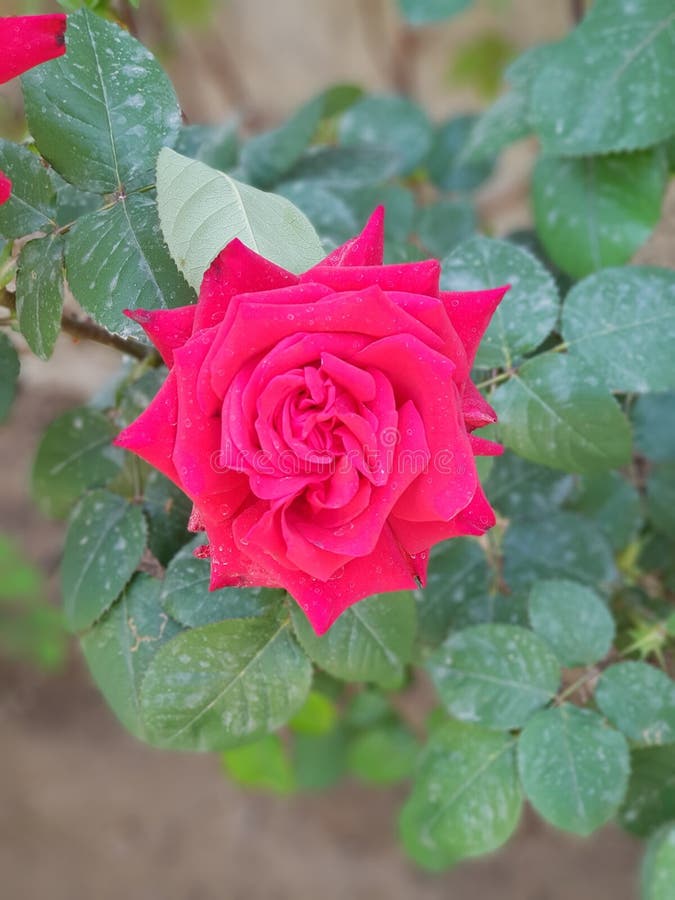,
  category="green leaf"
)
[284,145,399,189]
[528,579,615,667]
[400,720,521,870]
[528,0,675,155]
[160,535,281,628]
[441,236,559,368]
[338,94,433,176]
[290,591,416,690]
[632,392,675,462]
[61,490,147,632]
[32,407,124,518]
[416,201,475,258]
[222,734,295,794]
[343,183,415,243]
[0,333,19,424]
[532,150,668,280]
[647,463,675,539]
[463,90,531,162]
[174,120,239,172]
[276,181,358,249]
[485,452,574,520]
[53,175,101,225]
[240,95,323,188]
[503,512,617,593]
[156,148,324,290]
[80,573,183,738]
[620,746,675,836]
[15,235,64,360]
[293,728,347,790]
[66,191,194,337]
[397,0,471,26]
[427,623,560,729]
[0,140,56,238]
[565,472,642,551]
[596,662,675,747]
[22,8,181,192]
[425,115,495,191]
[492,354,632,473]
[139,613,312,750]
[347,722,418,785]
[642,824,675,900]
[289,690,337,736]
[415,537,491,646]
[518,705,630,836]
[562,267,675,393]
[142,470,192,566]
